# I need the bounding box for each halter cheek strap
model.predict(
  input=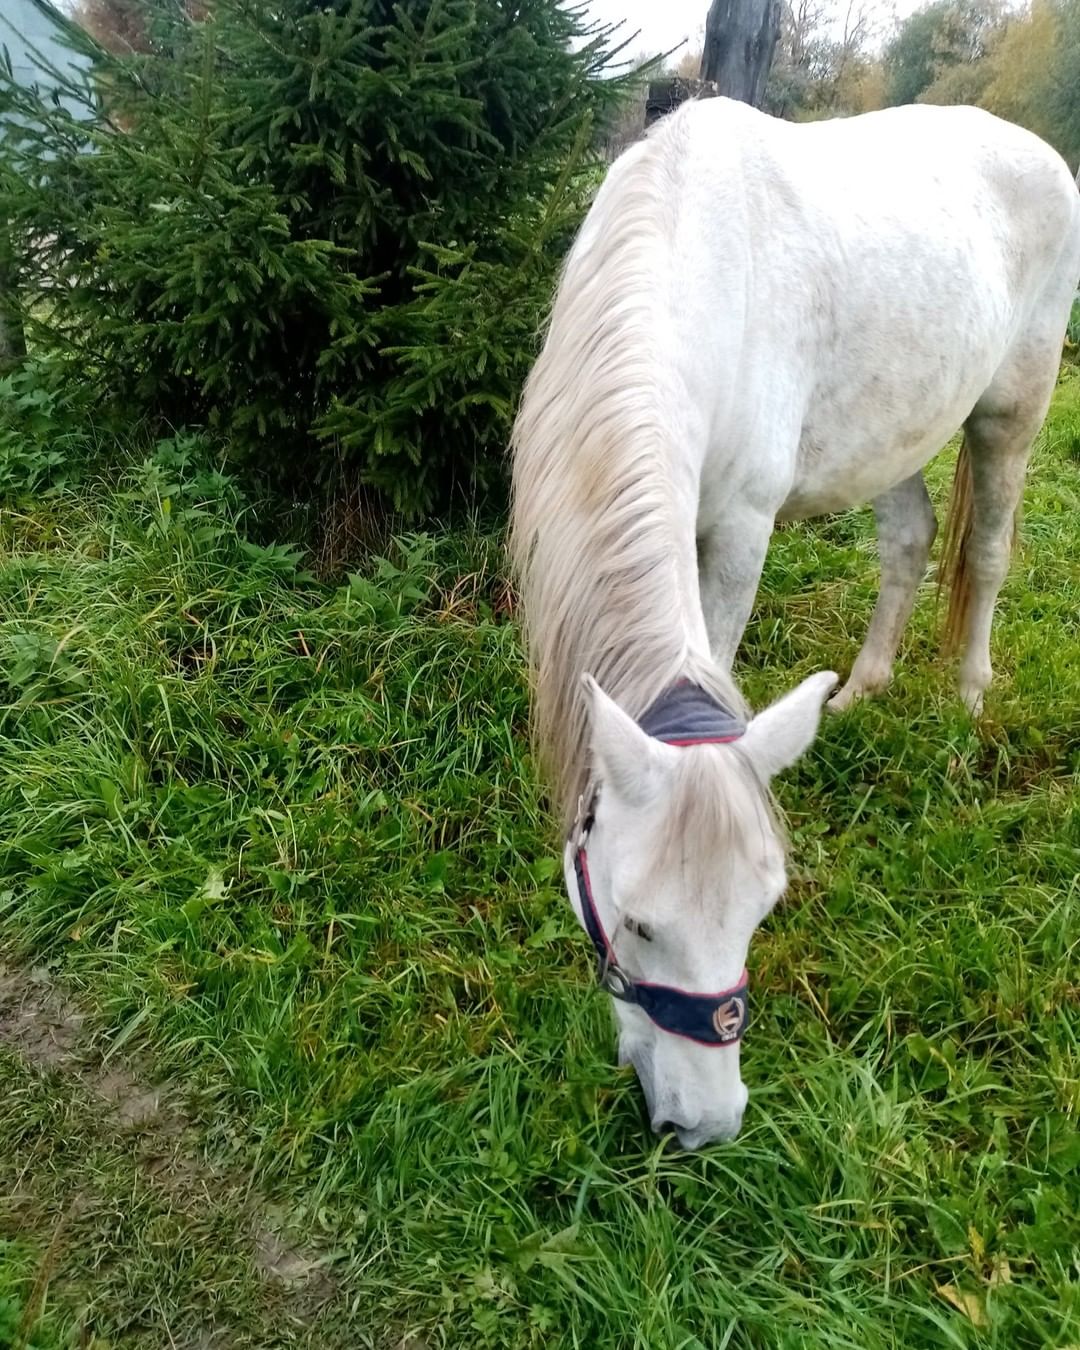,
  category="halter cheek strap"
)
[568,681,750,1049]
[572,843,750,1046]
